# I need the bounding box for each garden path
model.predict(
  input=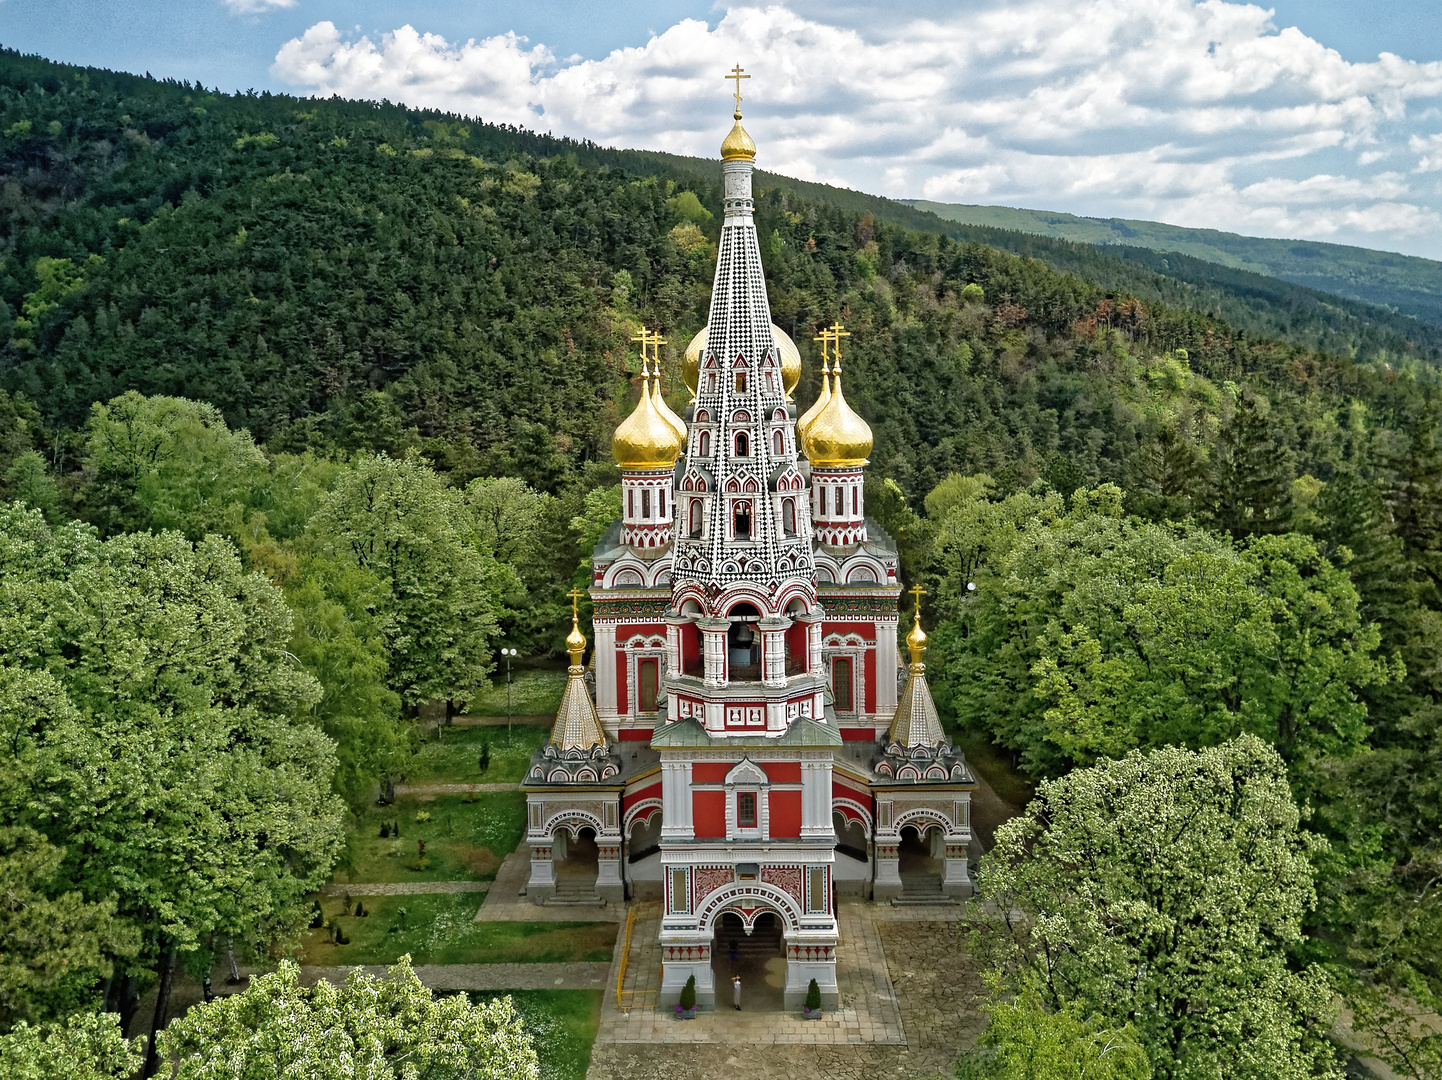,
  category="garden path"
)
[395,782,520,795]
[320,881,492,896]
